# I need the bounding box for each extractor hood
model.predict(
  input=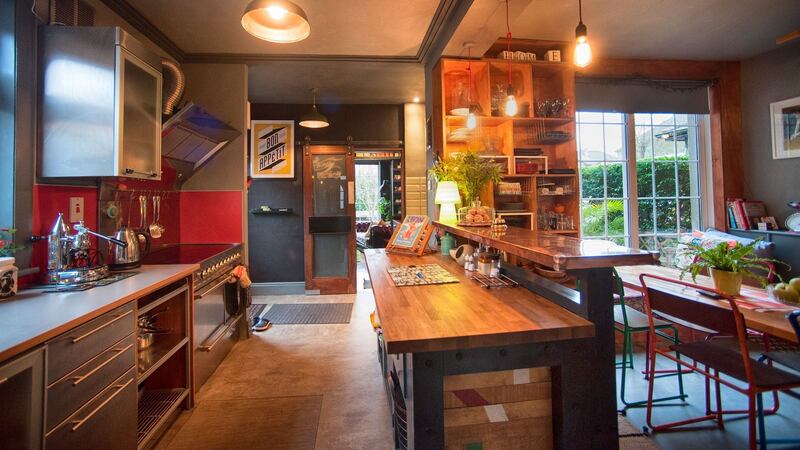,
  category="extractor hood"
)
[161,102,241,184]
